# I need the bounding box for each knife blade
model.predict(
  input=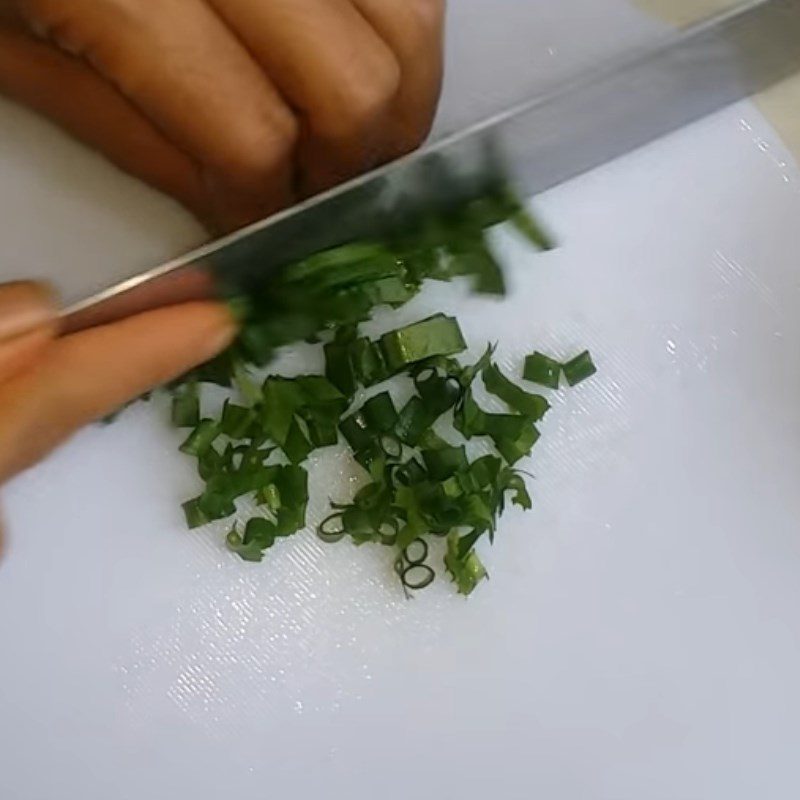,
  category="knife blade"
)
[62,0,800,333]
